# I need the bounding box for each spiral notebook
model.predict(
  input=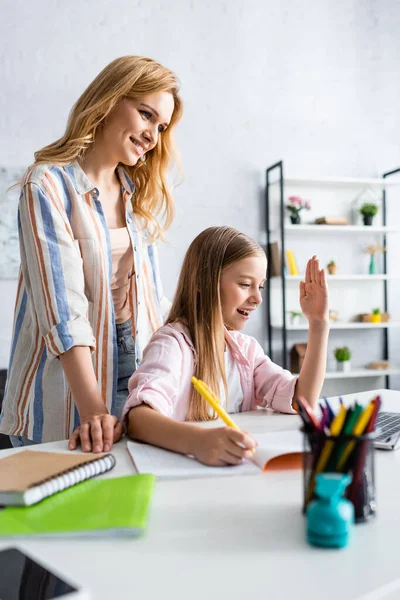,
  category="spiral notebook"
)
[0,450,116,507]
